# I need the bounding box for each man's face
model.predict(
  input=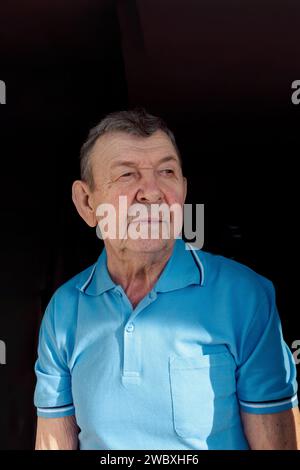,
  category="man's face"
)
[89,130,187,254]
